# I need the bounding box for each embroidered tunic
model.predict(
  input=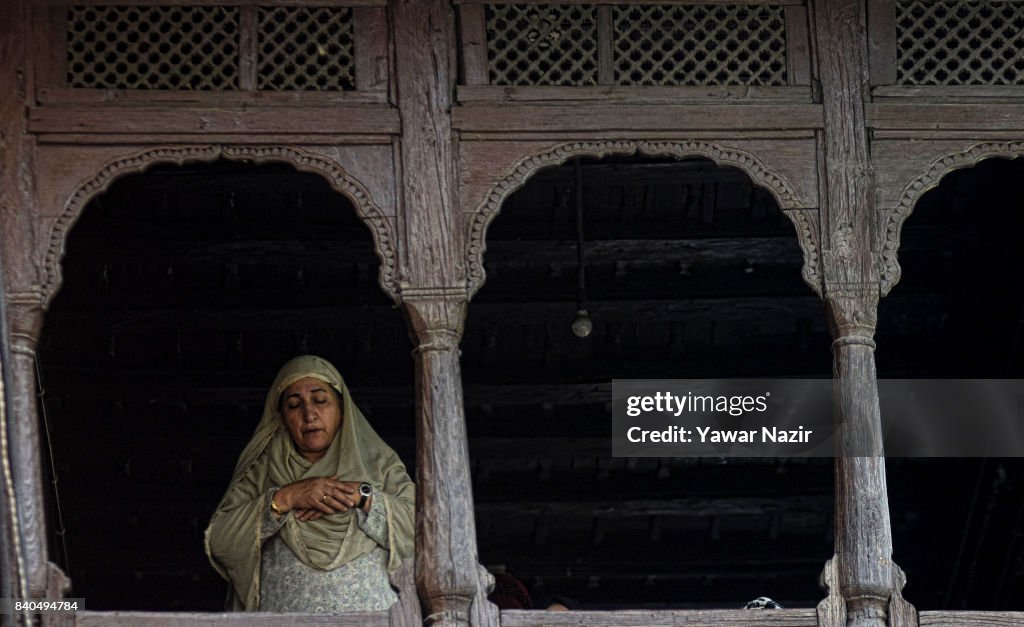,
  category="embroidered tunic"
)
[259,488,398,613]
